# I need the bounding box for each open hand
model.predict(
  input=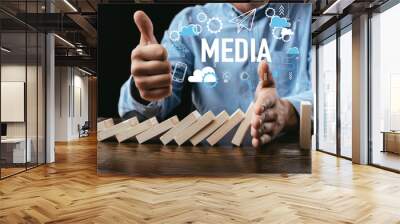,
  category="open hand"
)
[251,60,298,148]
